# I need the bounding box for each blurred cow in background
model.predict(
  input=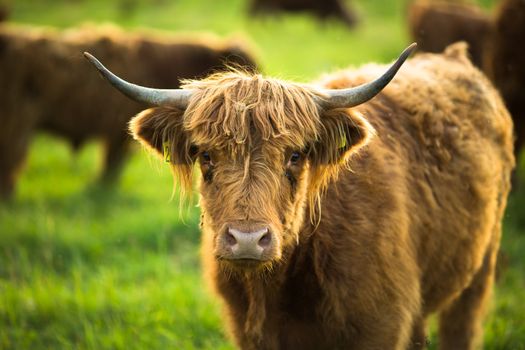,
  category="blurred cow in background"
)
[408,0,490,67]
[249,0,359,28]
[86,42,513,349]
[0,5,8,23]
[0,24,256,199]
[484,0,525,162]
